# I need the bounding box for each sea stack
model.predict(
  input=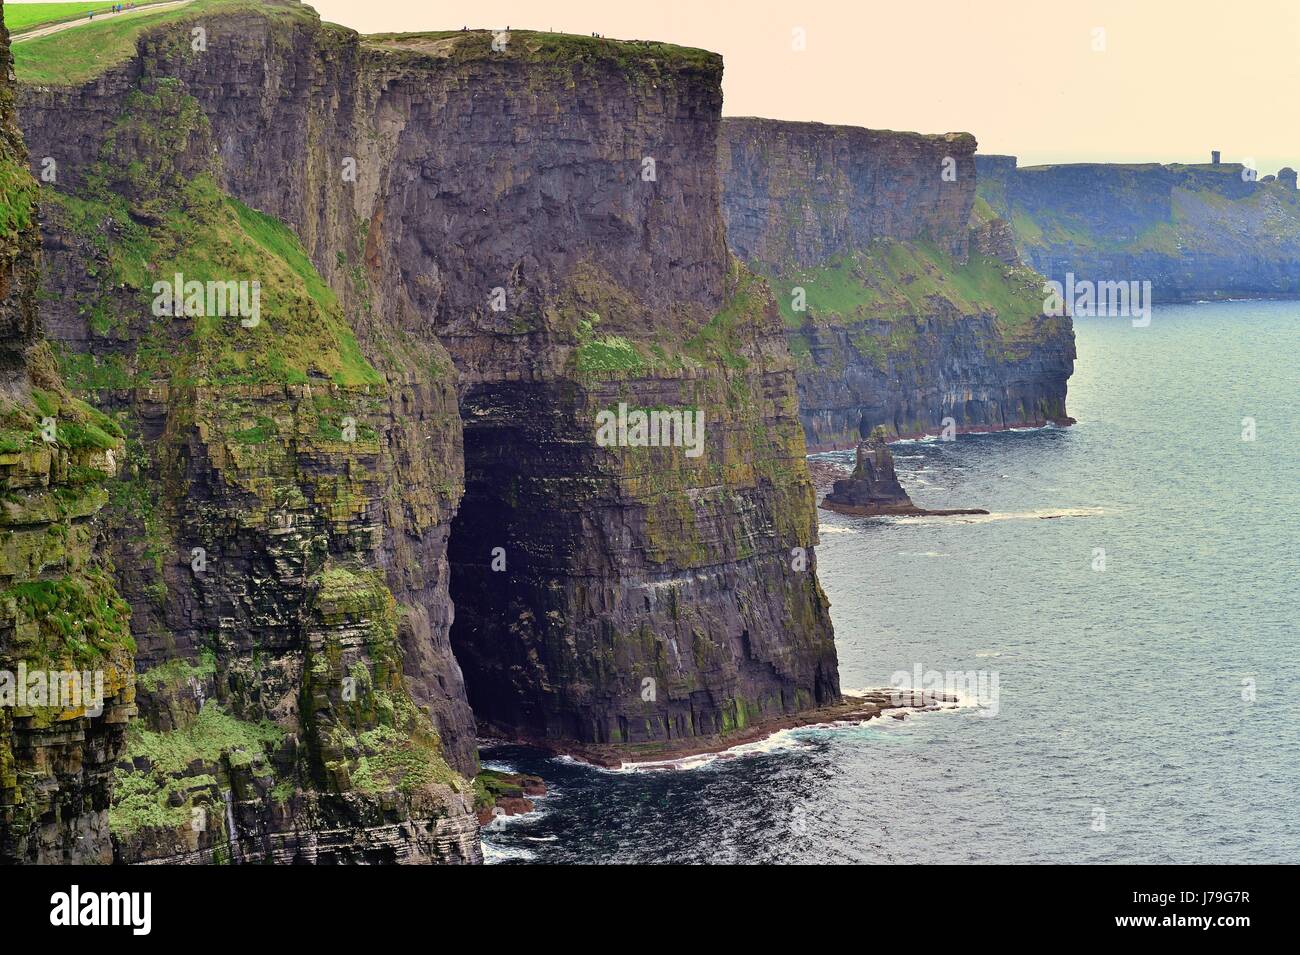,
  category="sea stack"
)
[821,429,988,517]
